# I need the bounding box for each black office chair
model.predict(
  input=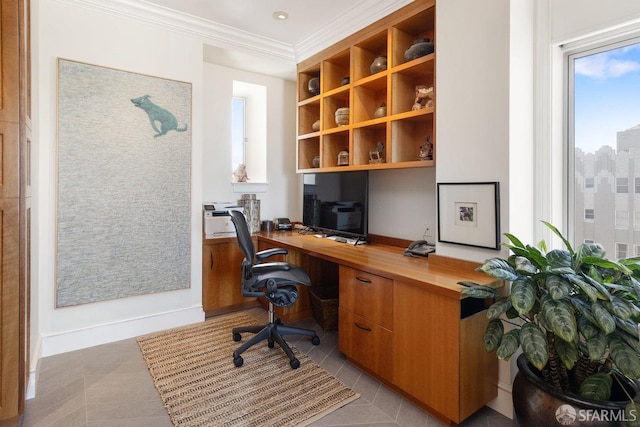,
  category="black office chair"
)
[228,209,320,369]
